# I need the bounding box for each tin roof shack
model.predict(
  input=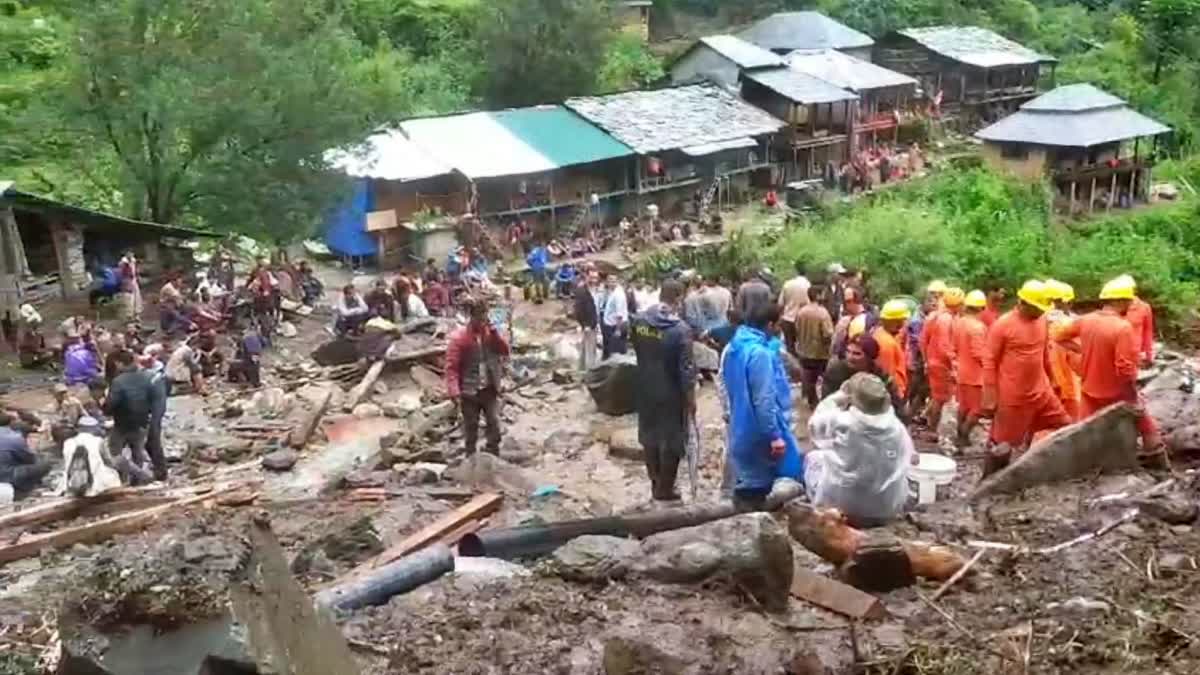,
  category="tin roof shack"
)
[785,49,917,148]
[740,68,858,181]
[566,83,785,217]
[875,26,1057,123]
[740,12,874,61]
[669,35,785,88]
[614,0,652,42]
[0,183,217,311]
[975,84,1171,217]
